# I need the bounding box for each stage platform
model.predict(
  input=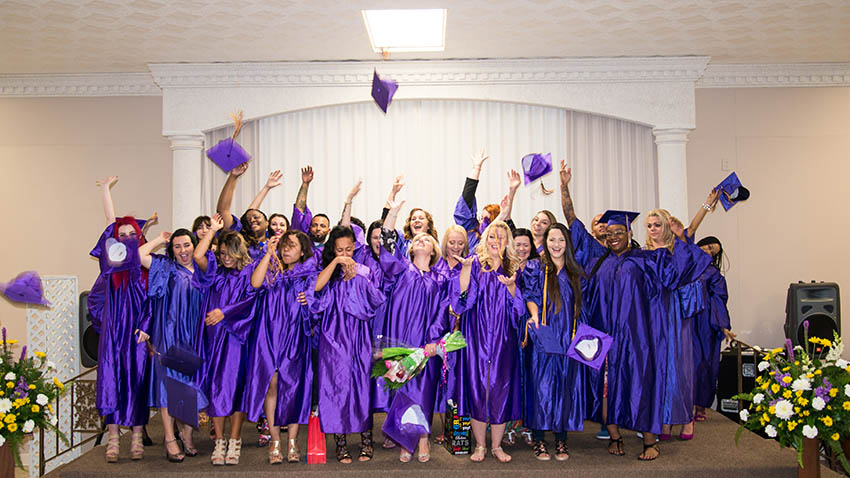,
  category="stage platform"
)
[47,409,843,478]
